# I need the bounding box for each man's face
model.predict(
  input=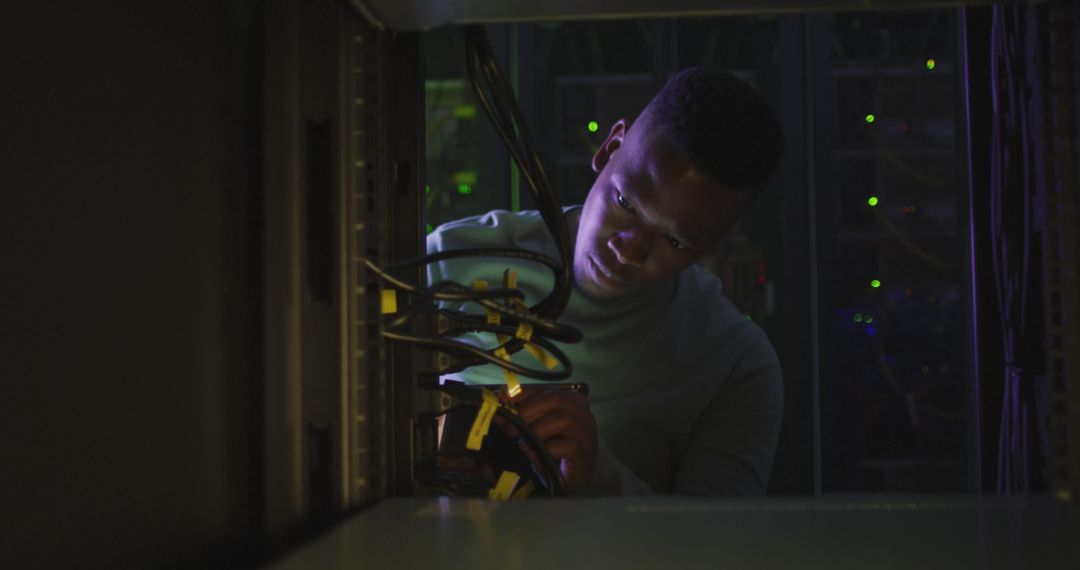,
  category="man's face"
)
[573,117,743,301]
